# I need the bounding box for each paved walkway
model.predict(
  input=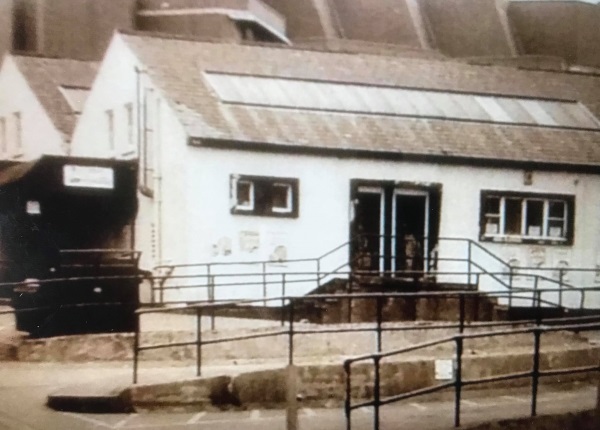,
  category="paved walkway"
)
[0,359,596,430]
